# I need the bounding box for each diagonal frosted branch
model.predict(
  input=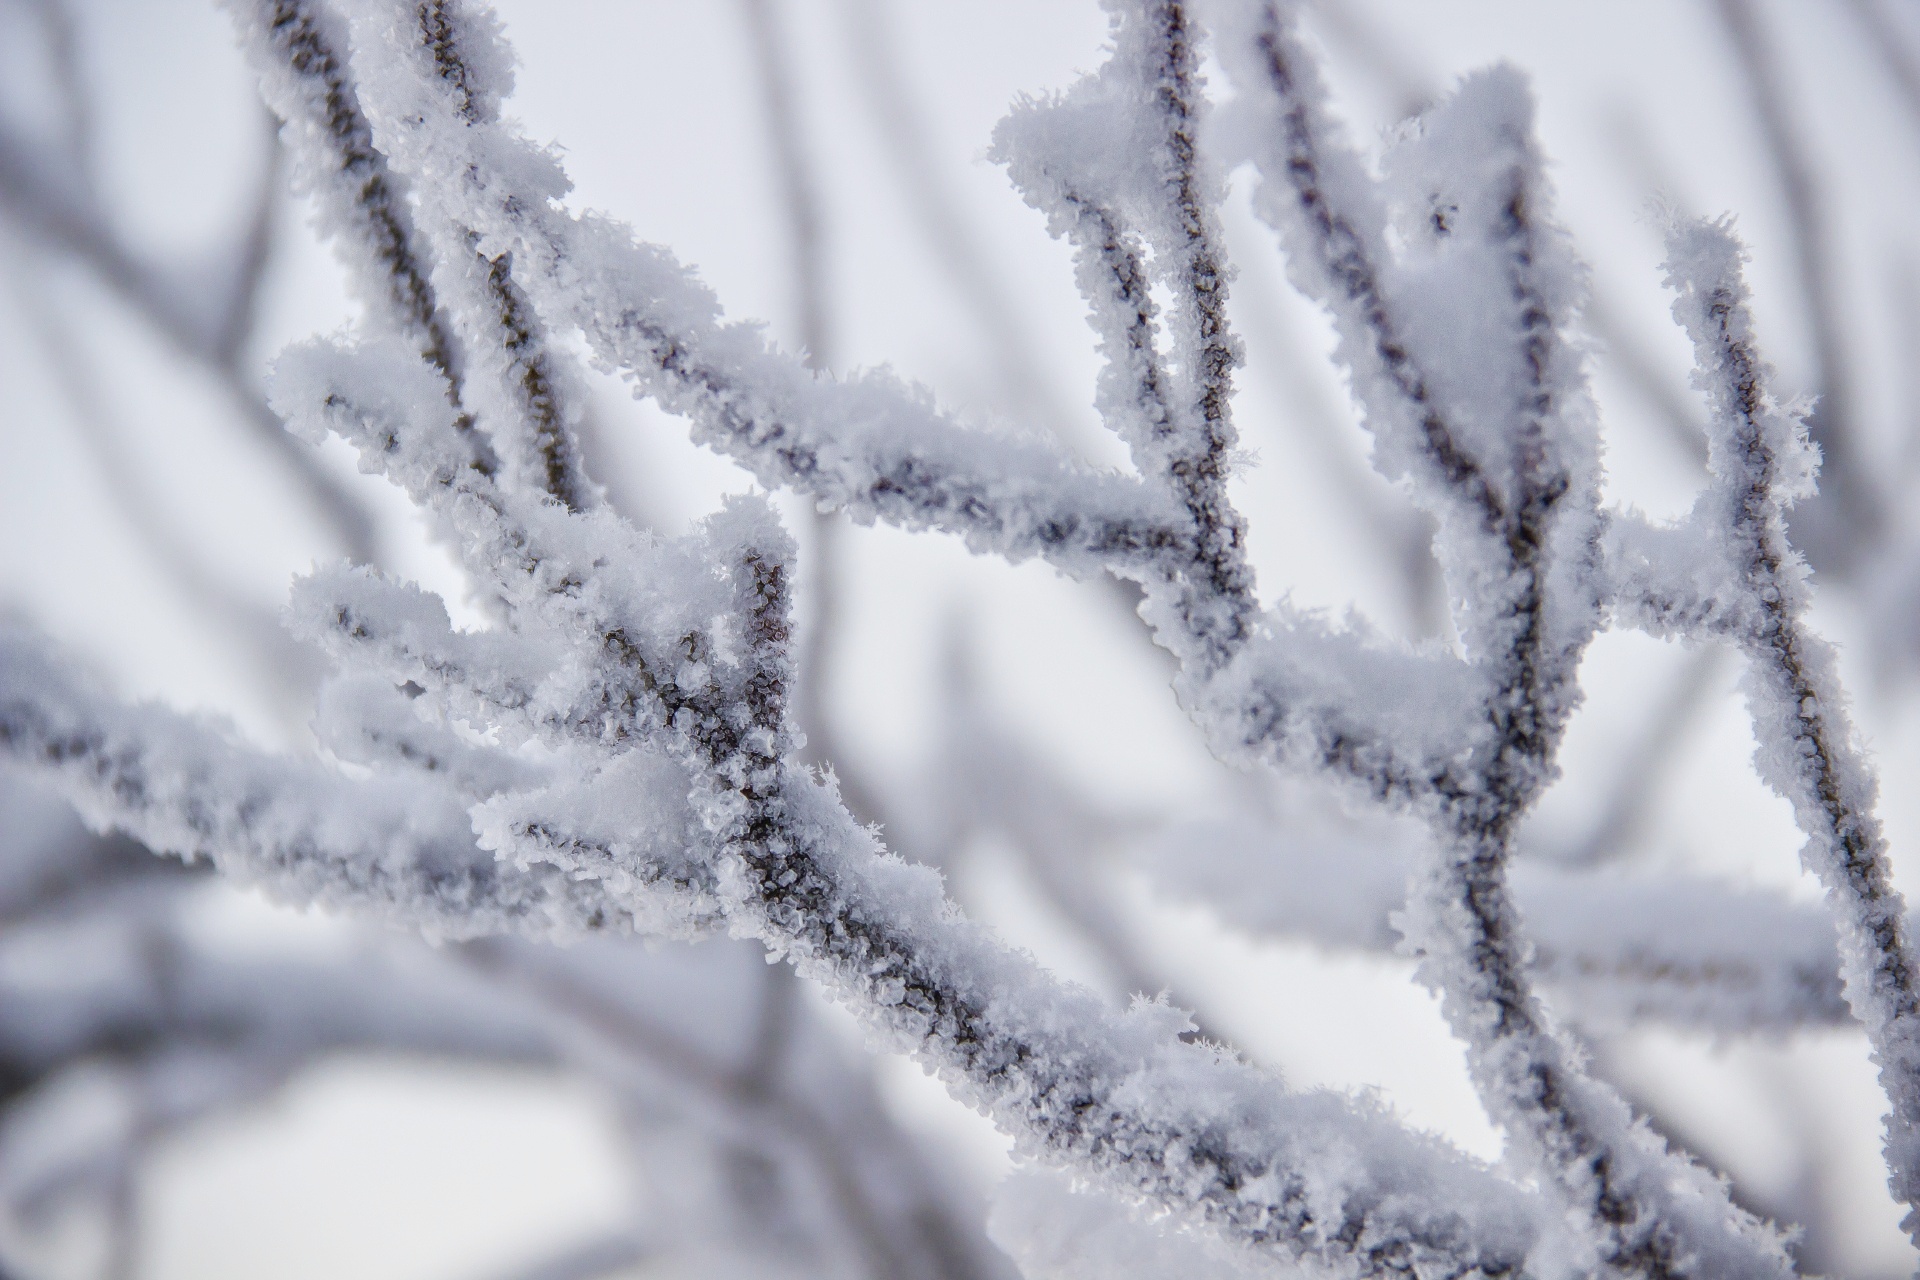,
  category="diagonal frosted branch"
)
[2,617,1560,1276]
[234,0,470,394]
[1212,6,1778,1269]
[311,0,1194,582]
[0,628,635,940]
[411,0,597,512]
[994,0,1257,668]
[1666,216,1920,1249]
